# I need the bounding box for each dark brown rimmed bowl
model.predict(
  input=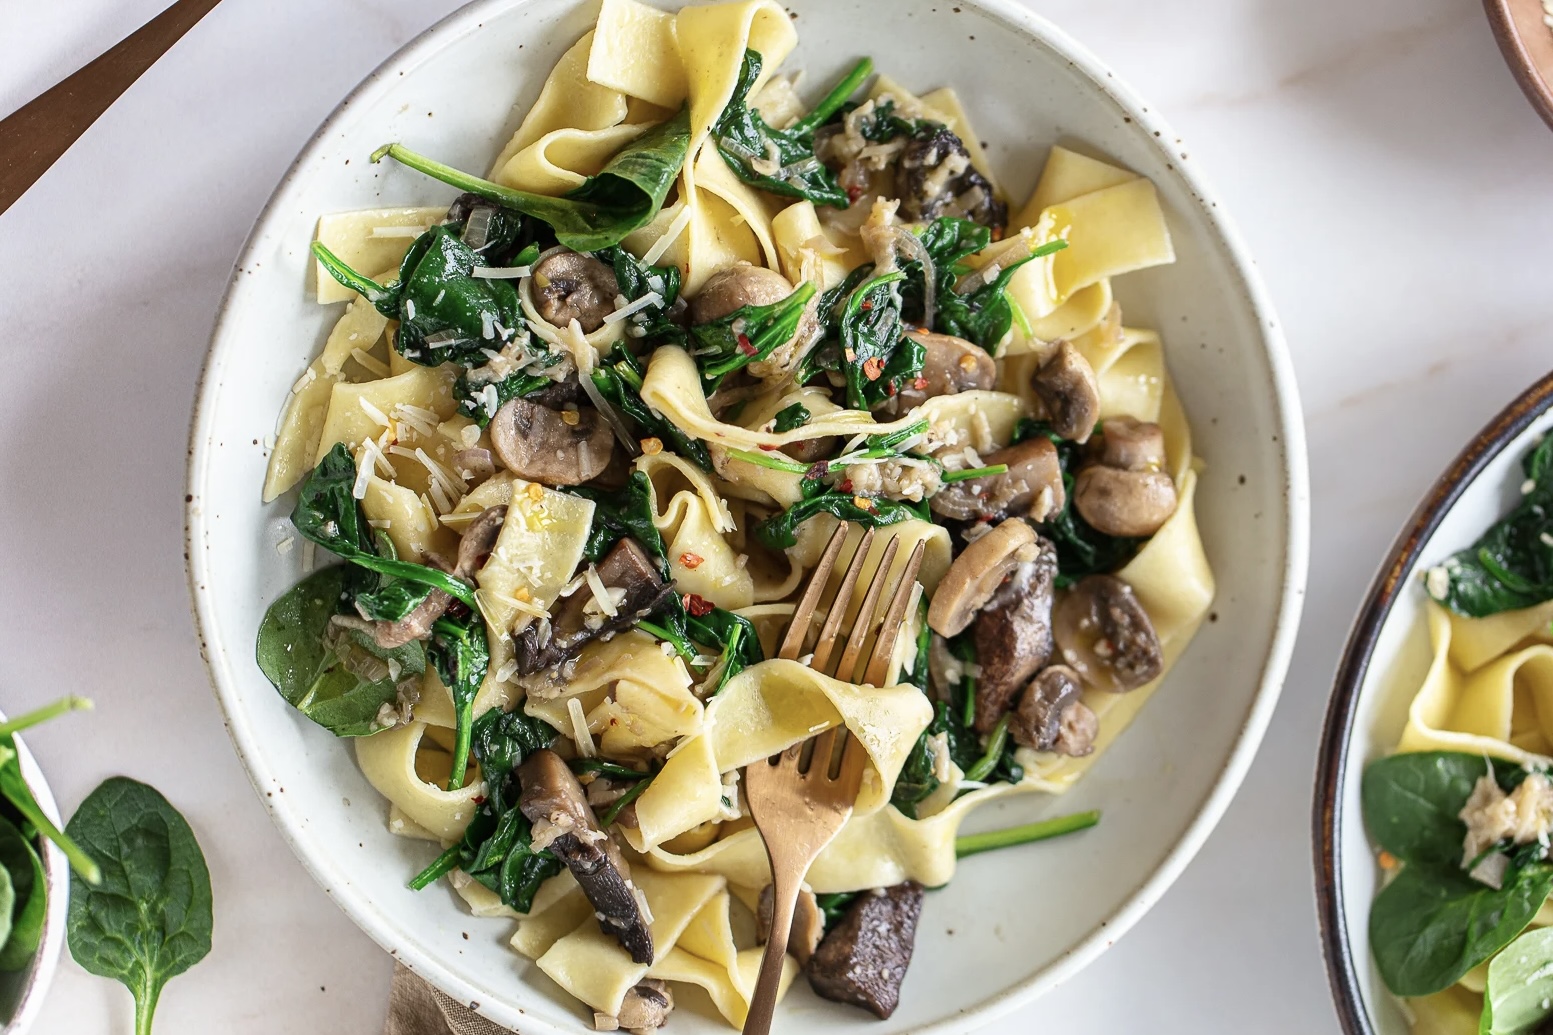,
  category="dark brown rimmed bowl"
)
[1314,370,1553,1033]
[1485,0,1553,131]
